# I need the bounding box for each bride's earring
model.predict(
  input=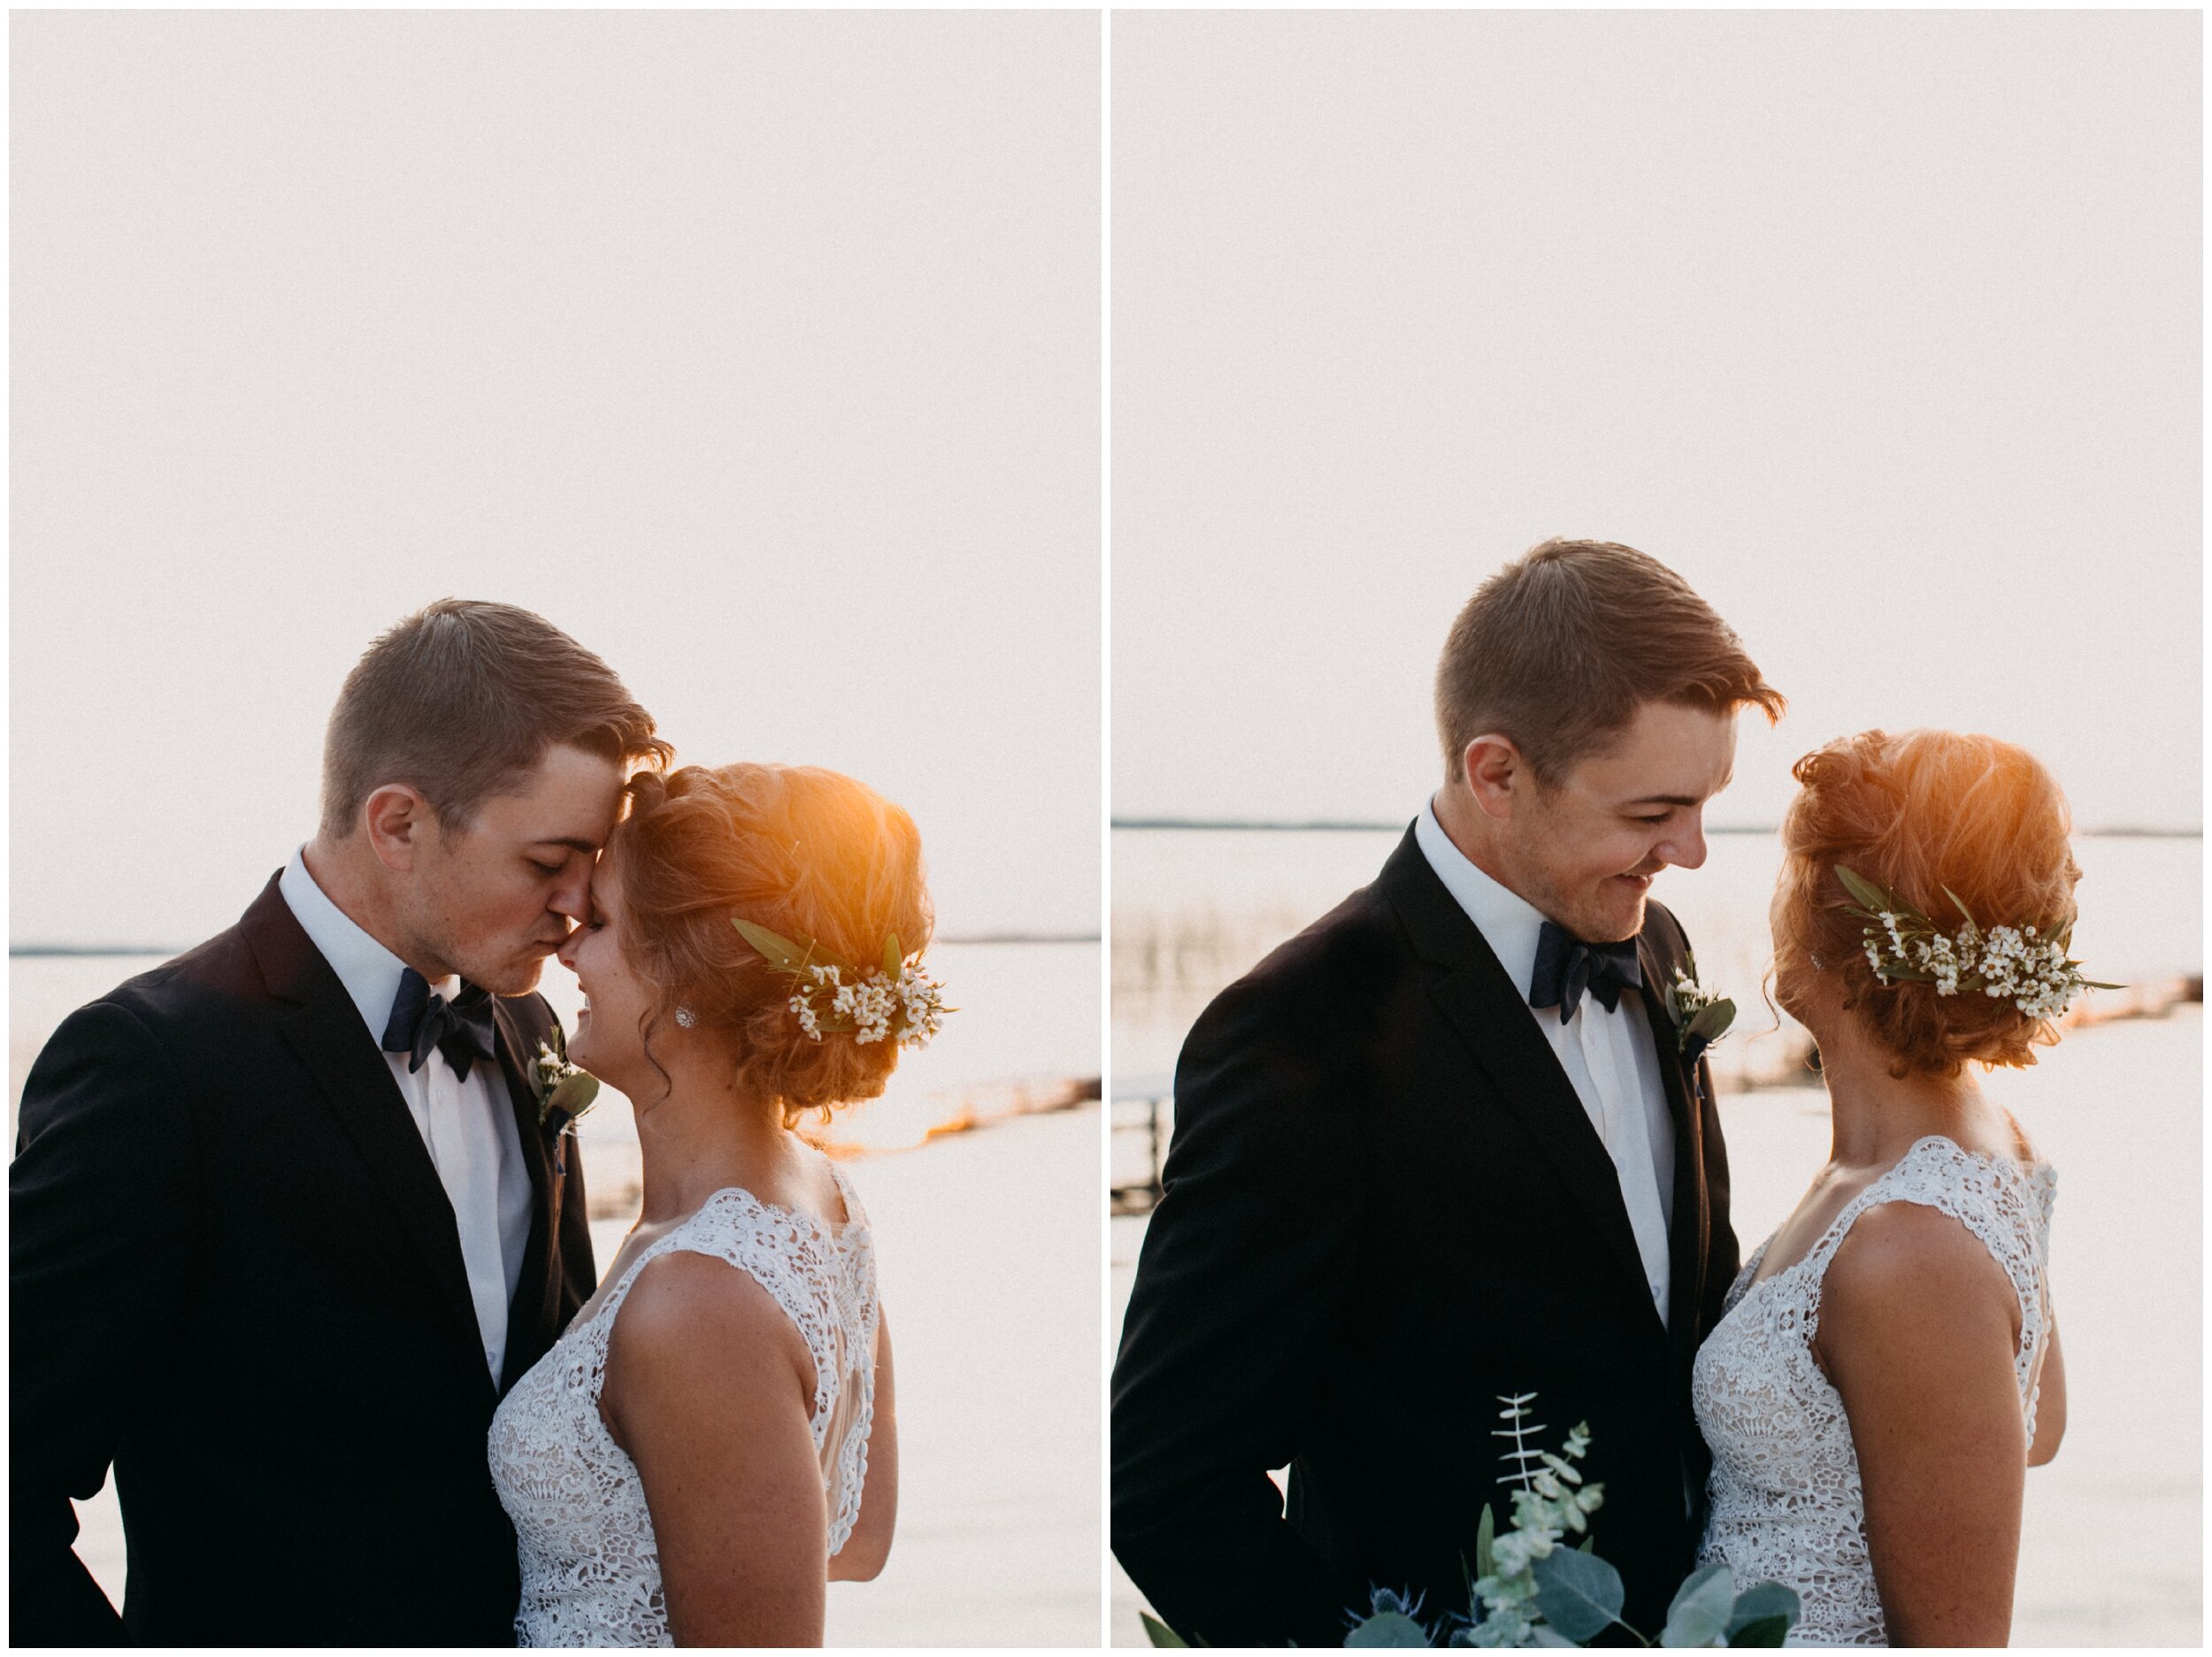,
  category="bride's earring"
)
[674,1006,697,1028]
[1810,953,1826,970]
